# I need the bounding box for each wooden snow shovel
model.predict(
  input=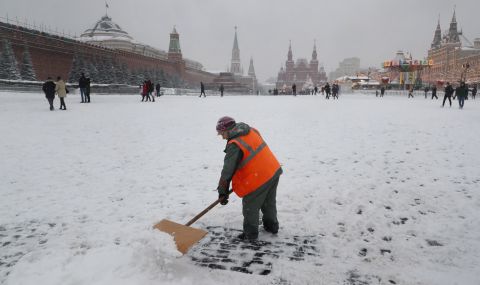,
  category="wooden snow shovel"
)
[154,191,231,254]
